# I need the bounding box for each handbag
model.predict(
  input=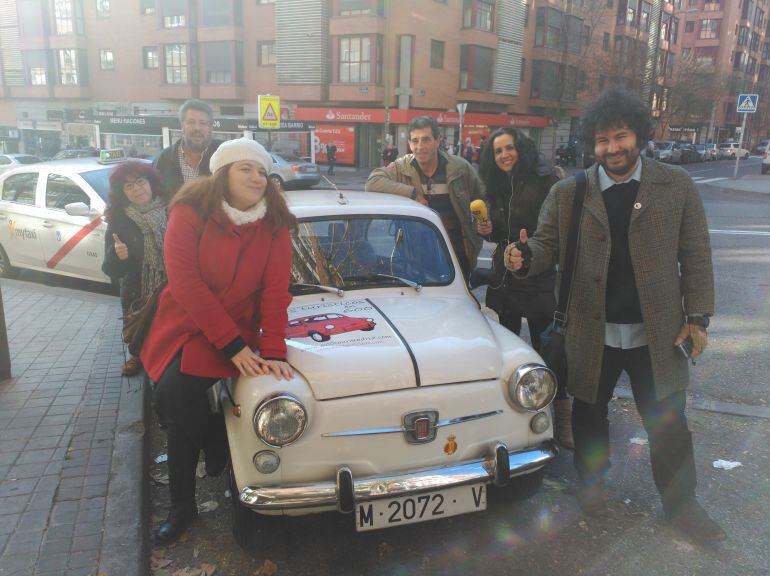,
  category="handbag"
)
[122,282,166,357]
[539,170,587,390]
